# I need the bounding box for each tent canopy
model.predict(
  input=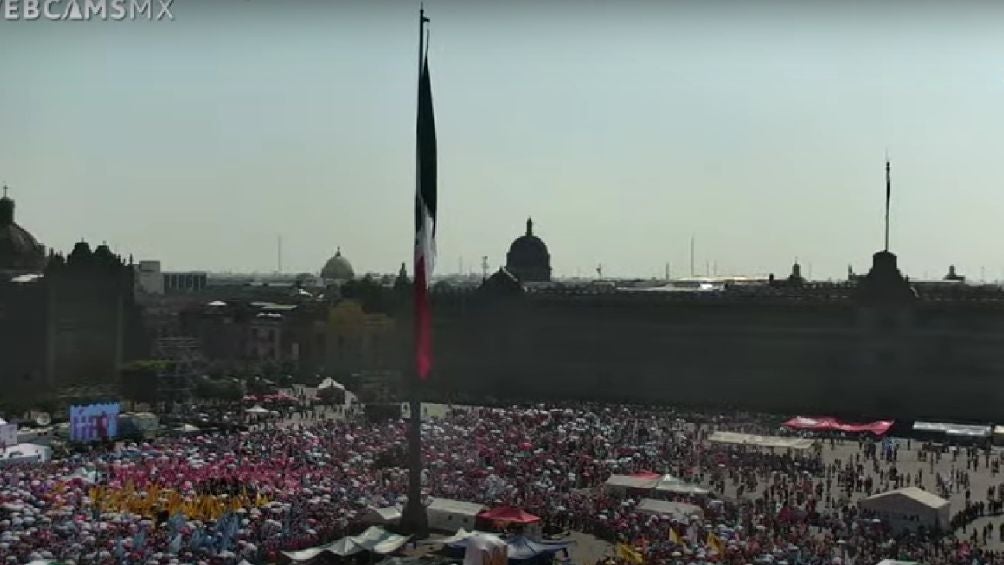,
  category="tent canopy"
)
[428,498,486,518]
[860,487,949,510]
[505,536,573,561]
[318,377,345,390]
[282,526,410,561]
[365,506,403,524]
[477,506,541,525]
[709,431,814,450]
[445,531,572,562]
[655,475,710,496]
[605,474,661,490]
[606,473,708,496]
[462,533,507,565]
[913,421,991,438]
[635,498,704,521]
